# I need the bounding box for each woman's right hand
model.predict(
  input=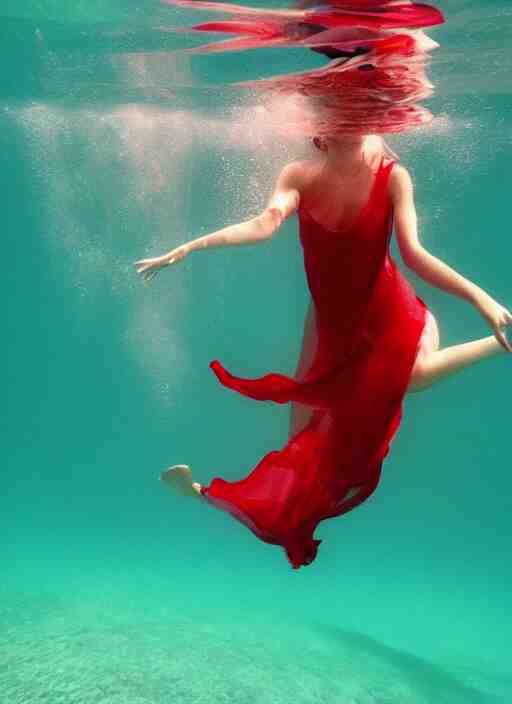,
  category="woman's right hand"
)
[134,243,190,282]
[474,293,512,352]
